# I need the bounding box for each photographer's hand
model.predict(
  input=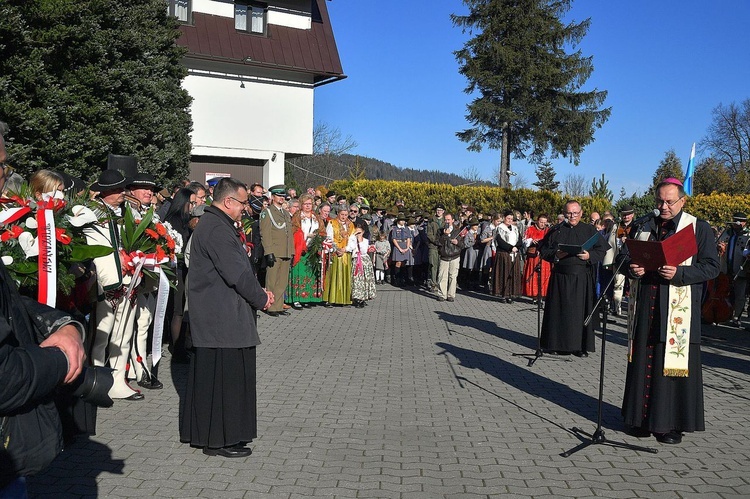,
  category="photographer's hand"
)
[40,324,85,384]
